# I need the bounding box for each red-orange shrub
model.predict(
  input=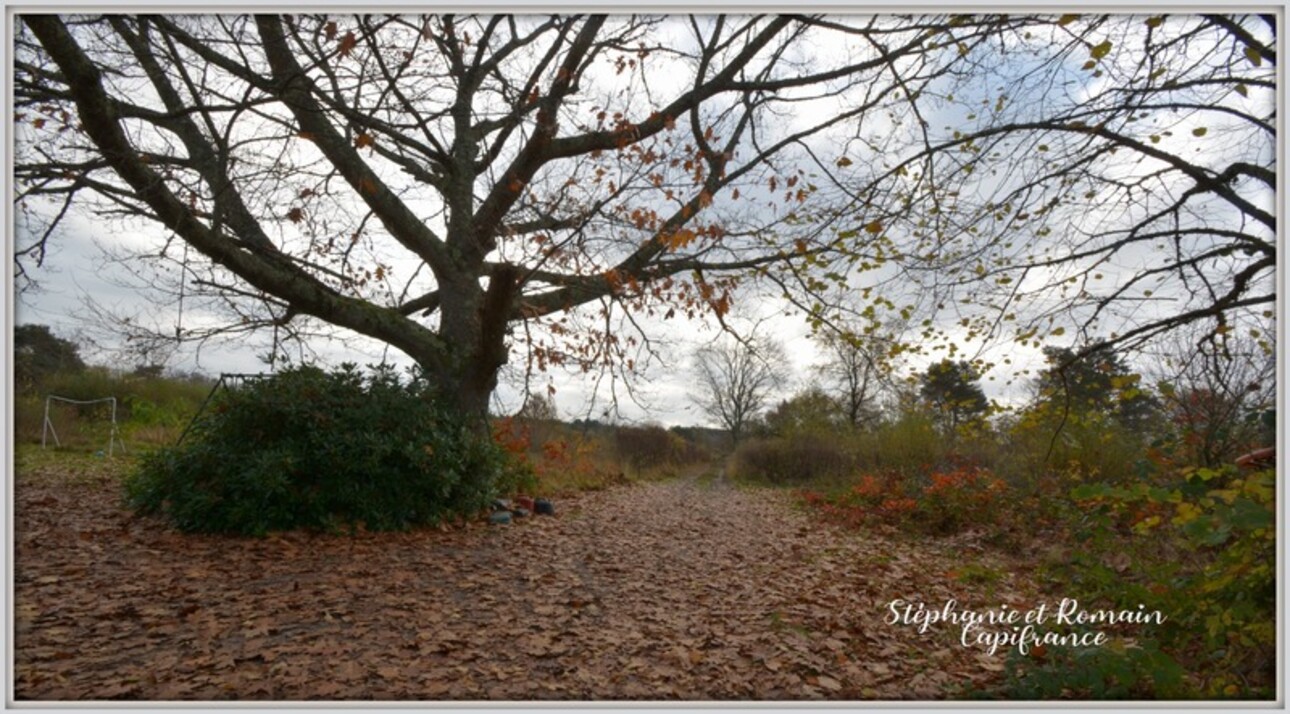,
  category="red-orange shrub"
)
[799,463,1007,535]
